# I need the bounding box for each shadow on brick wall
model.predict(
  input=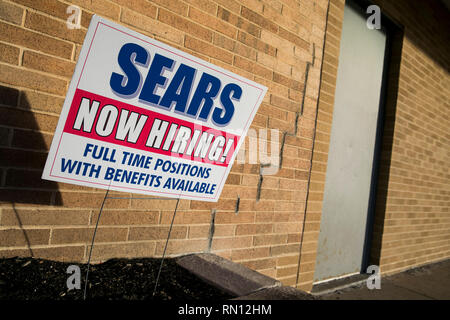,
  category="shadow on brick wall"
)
[383,0,450,73]
[0,84,62,206]
[402,0,450,74]
[368,29,404,266]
